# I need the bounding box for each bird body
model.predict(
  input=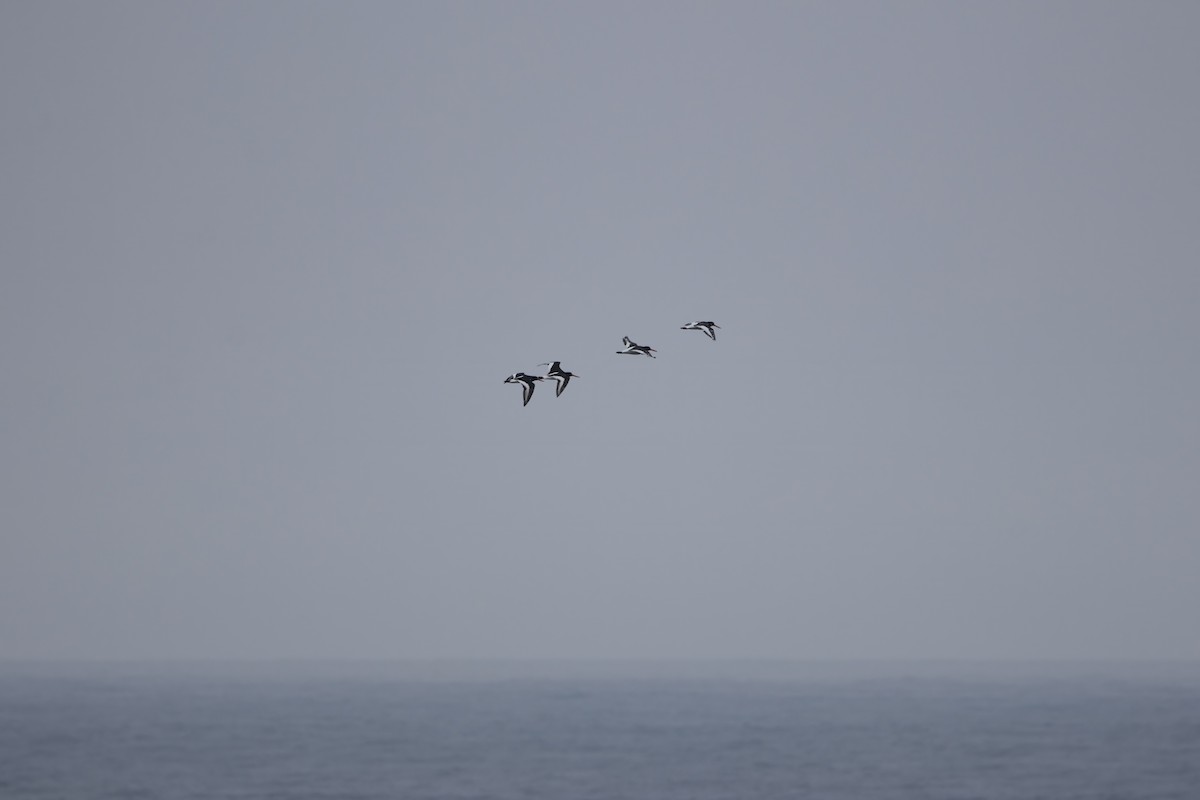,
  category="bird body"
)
[616,336,657,358]
[503,372,543,406]
[681,320,720,341]
[539,361,579,397]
